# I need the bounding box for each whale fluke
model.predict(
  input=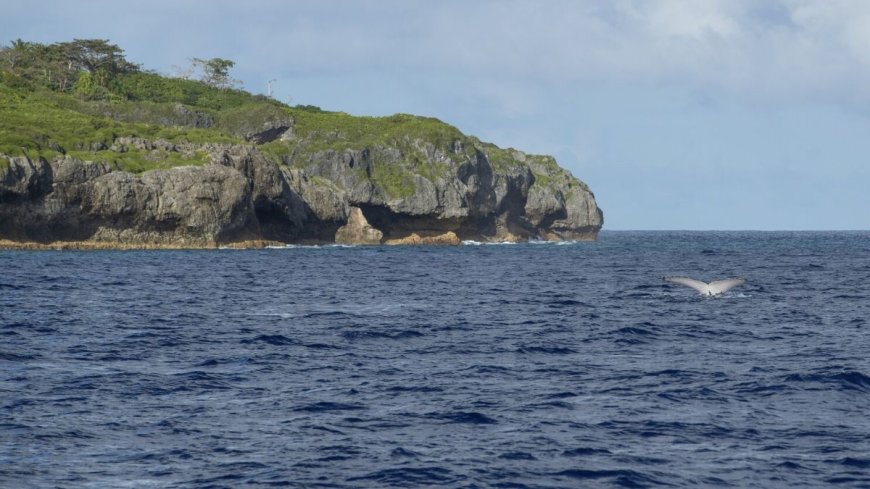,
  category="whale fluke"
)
[664,276,746,297]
